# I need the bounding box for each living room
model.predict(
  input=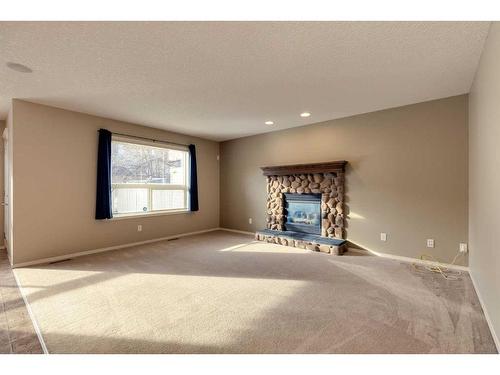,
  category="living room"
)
[1,1,499,373]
